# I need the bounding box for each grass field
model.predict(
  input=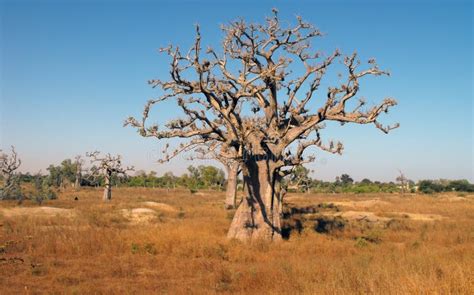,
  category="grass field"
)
[1,188,473,294]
